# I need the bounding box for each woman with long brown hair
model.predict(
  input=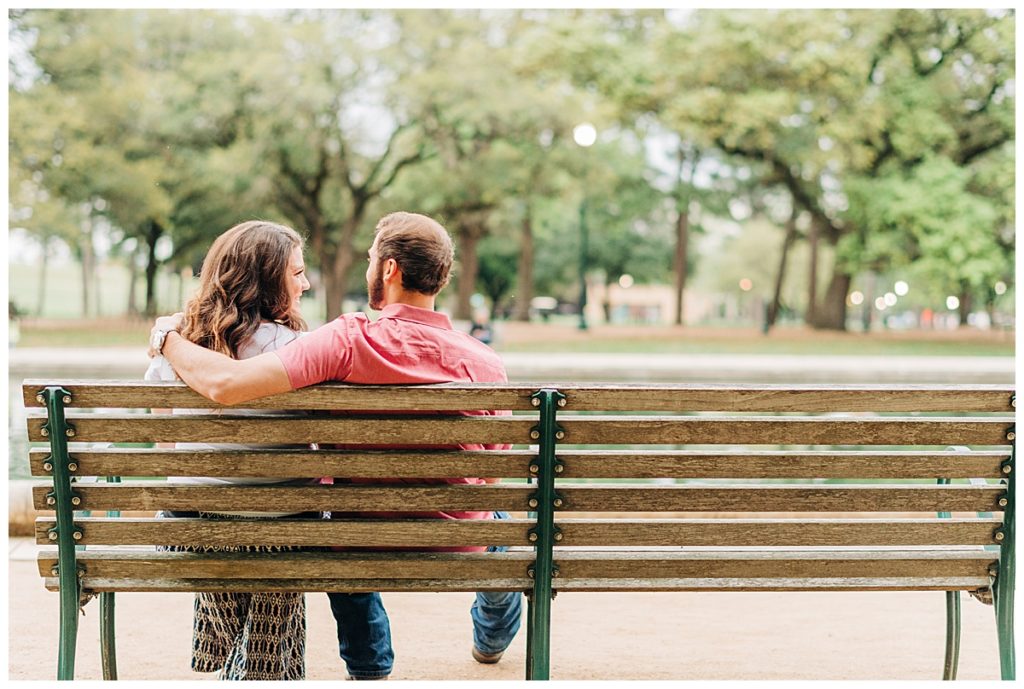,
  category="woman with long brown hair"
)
[145,220,312,680]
